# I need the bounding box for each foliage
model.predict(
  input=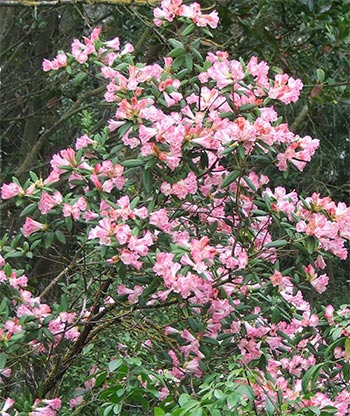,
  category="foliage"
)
[0,1,350,415]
